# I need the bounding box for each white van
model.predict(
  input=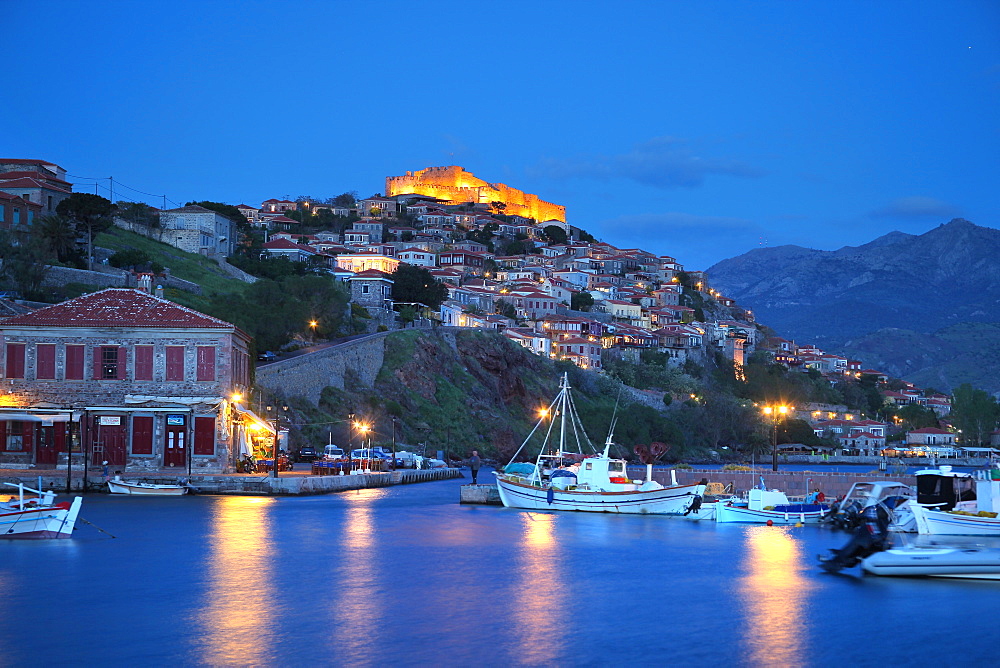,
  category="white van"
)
[324,445,345,459]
